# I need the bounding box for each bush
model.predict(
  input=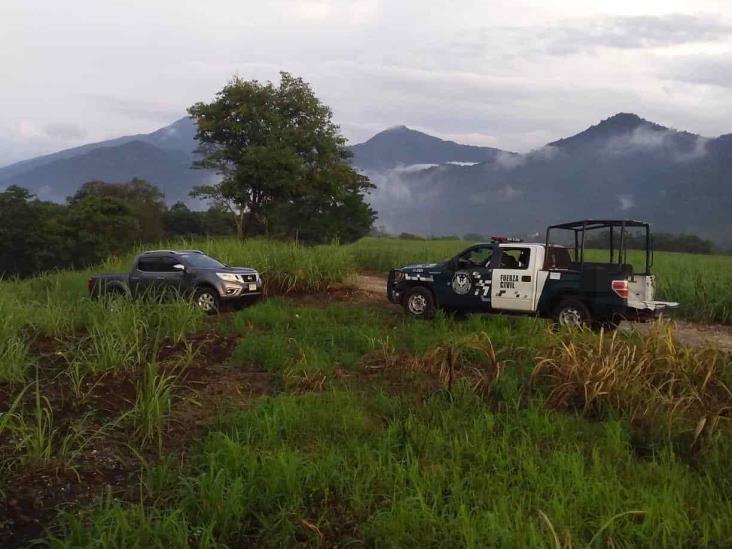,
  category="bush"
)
[533,323,732,445]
